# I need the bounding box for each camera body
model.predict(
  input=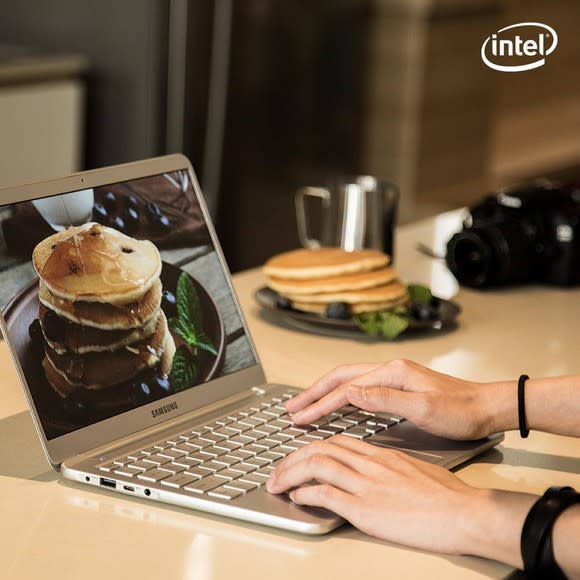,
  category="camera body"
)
[446,183,580,288]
